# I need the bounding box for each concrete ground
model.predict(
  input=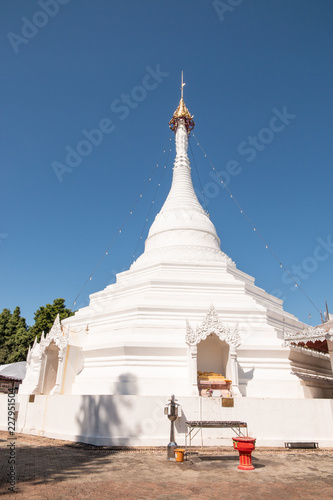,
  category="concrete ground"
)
[0,431,332,499]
